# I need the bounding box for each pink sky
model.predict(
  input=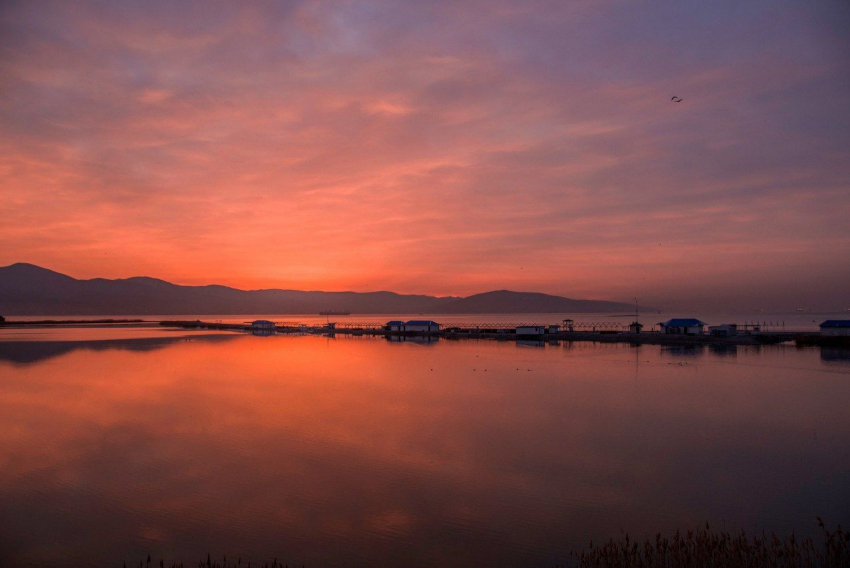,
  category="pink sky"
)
[1,1,848,311]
